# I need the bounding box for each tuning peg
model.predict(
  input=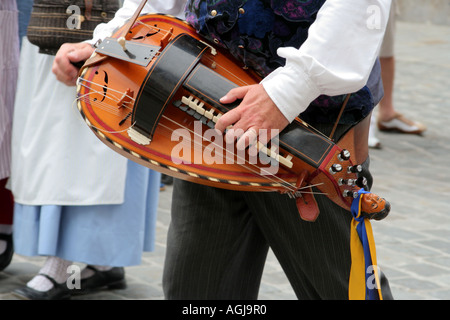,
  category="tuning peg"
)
[339,178,356,186]
[338,149,351,161]
[347,165,362,173]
